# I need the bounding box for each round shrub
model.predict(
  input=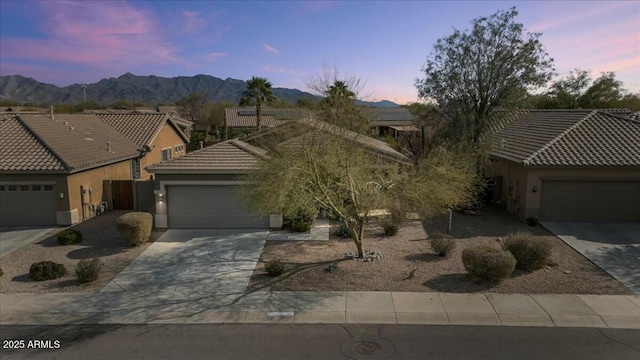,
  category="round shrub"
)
[383,222,398,236]
[0,267,3,277]
[335,224,352,238]
[57,229,83,245]
[29,261,67,281]
[429,231,452,240]
[75,258,102,284]
[431,238,456,257]
[461,245,516,282]
[291,220,311,233]
[503,232,552,271]
[265,258,285,277]
[116,212,153,246]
